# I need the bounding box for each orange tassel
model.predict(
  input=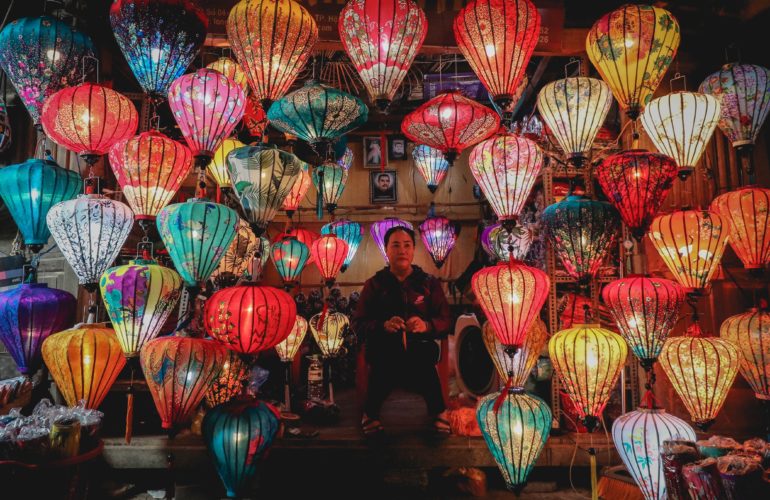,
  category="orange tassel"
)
[125,392,134,444]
